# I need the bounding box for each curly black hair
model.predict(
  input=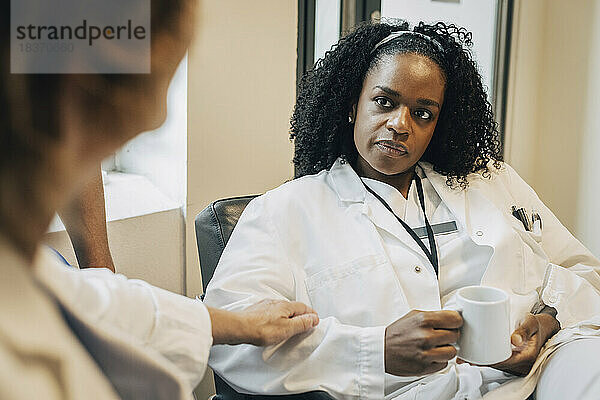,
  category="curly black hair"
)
[290,20,502,188]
